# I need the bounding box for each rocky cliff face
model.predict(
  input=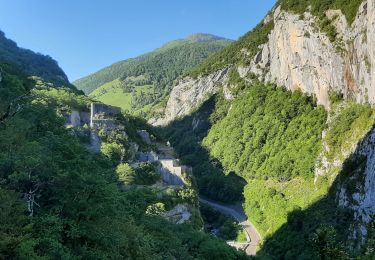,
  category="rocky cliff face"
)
[242,2,375,108]
[369,0,375,102]
[149,68,229,126]
[152,0,374,126]
[337,126,375,240]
